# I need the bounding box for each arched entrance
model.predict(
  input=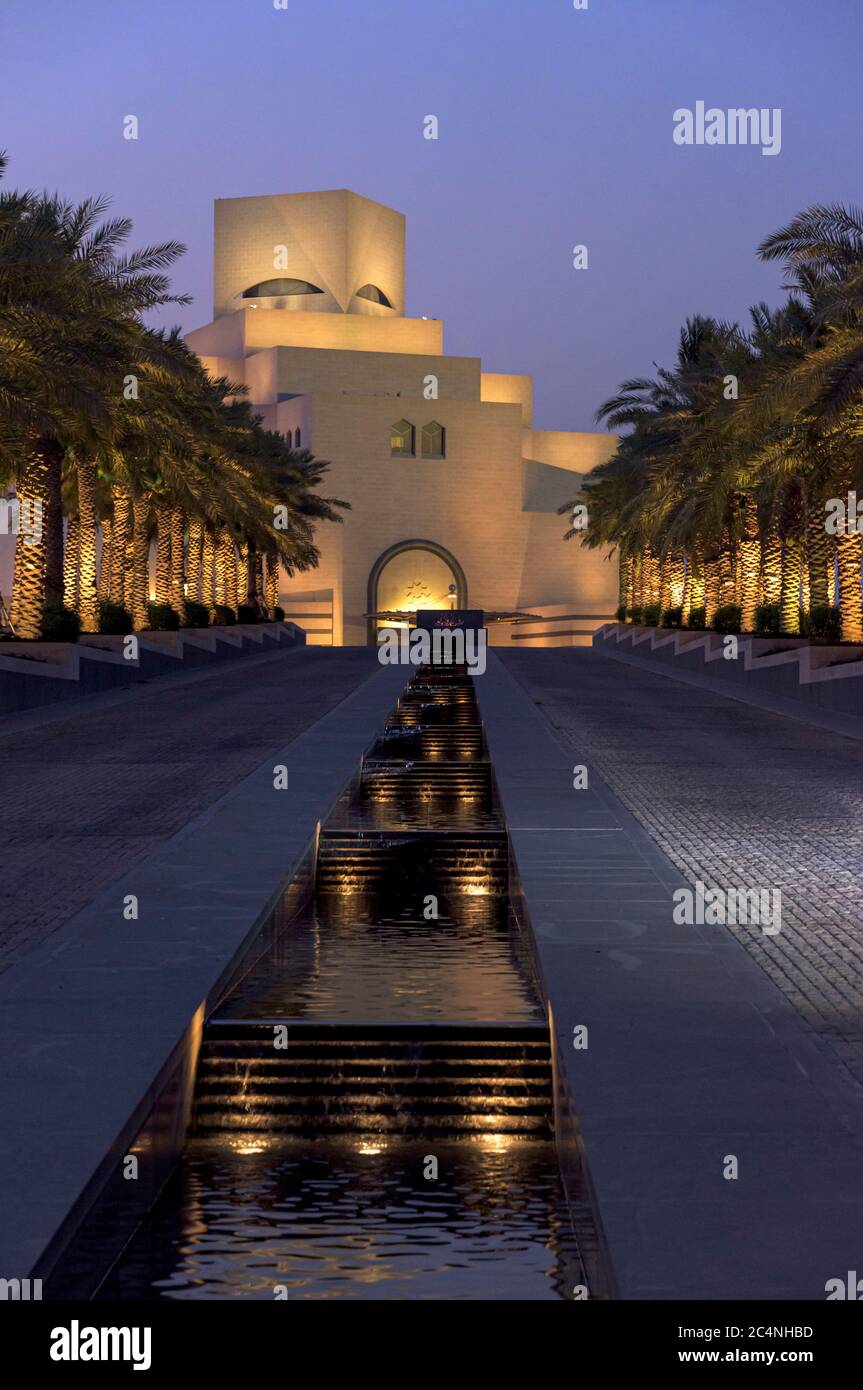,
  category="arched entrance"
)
[367,540,468,644]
